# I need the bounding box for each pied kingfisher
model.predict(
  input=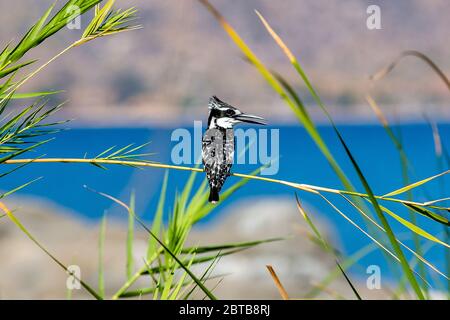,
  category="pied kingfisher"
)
[202,96,266,203]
